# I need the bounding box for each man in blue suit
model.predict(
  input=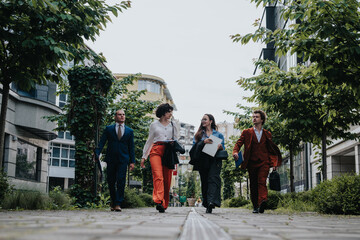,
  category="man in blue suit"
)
[95,109,135,211]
